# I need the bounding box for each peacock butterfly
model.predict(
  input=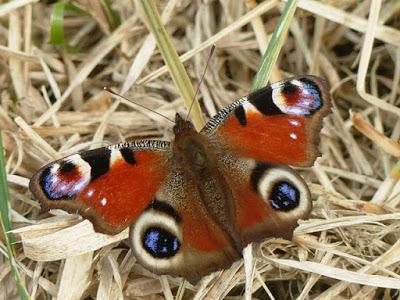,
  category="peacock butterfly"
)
[29,75,331,283]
